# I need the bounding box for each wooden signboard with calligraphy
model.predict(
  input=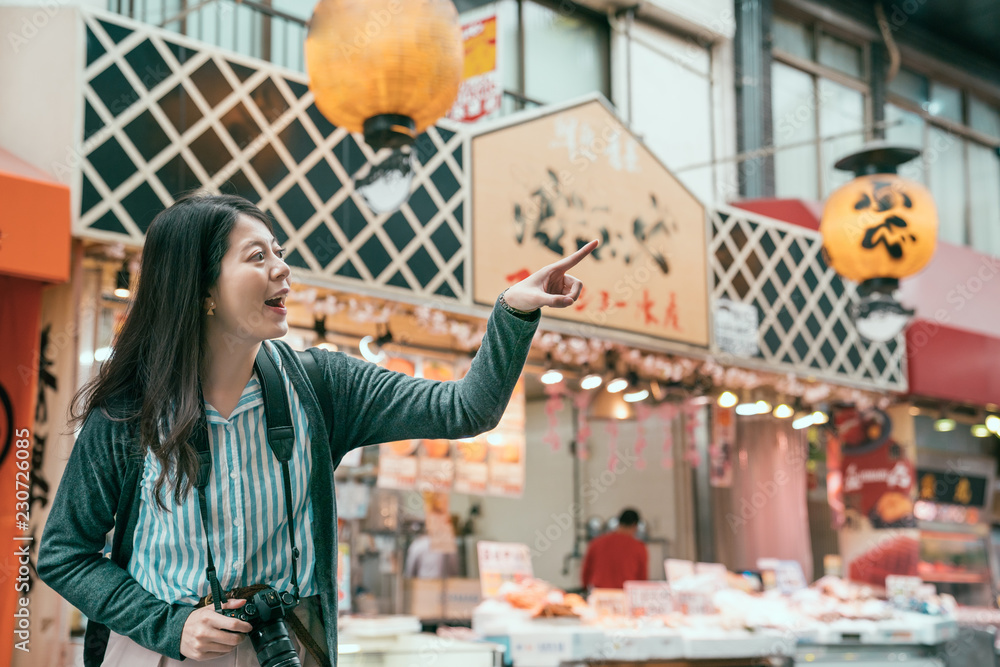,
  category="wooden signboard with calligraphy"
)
[471,98,709,347]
